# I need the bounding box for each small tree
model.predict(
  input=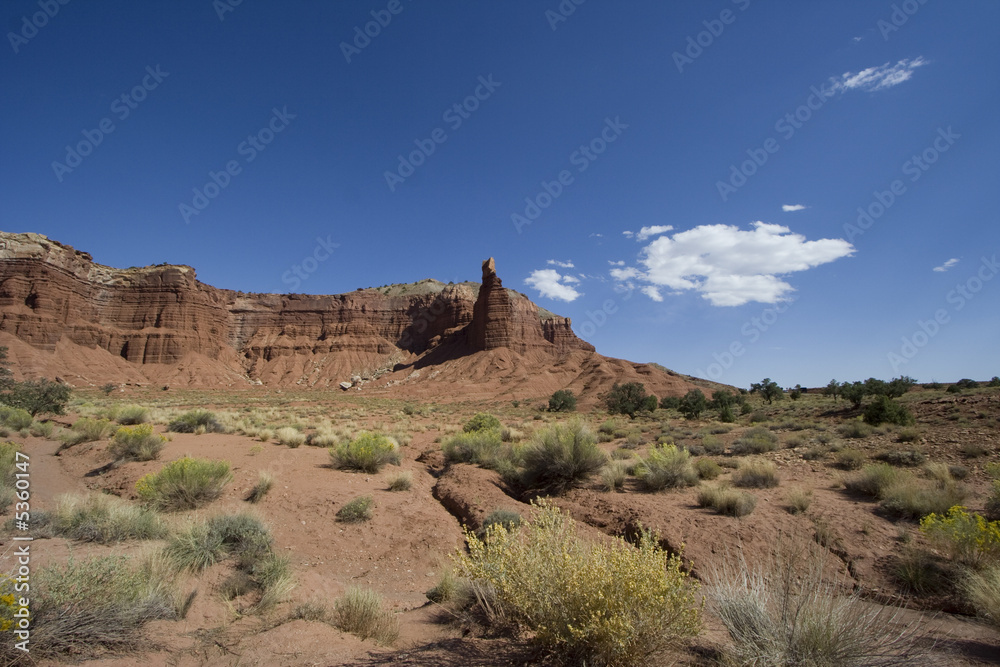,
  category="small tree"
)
[824,379,840,401]
[863,395,914,426]
[988,376,1000,388]
[886,376,916,398]
[0,347,13,392]
[605,382,649,418]
[548,389,577,413]
[840,381,866,409]
[641,394,658,413]
[659,396,681,410]
[4,378,71,417]
[100,382,117,396]
[679,389,708,420]
[750,378,783,405]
